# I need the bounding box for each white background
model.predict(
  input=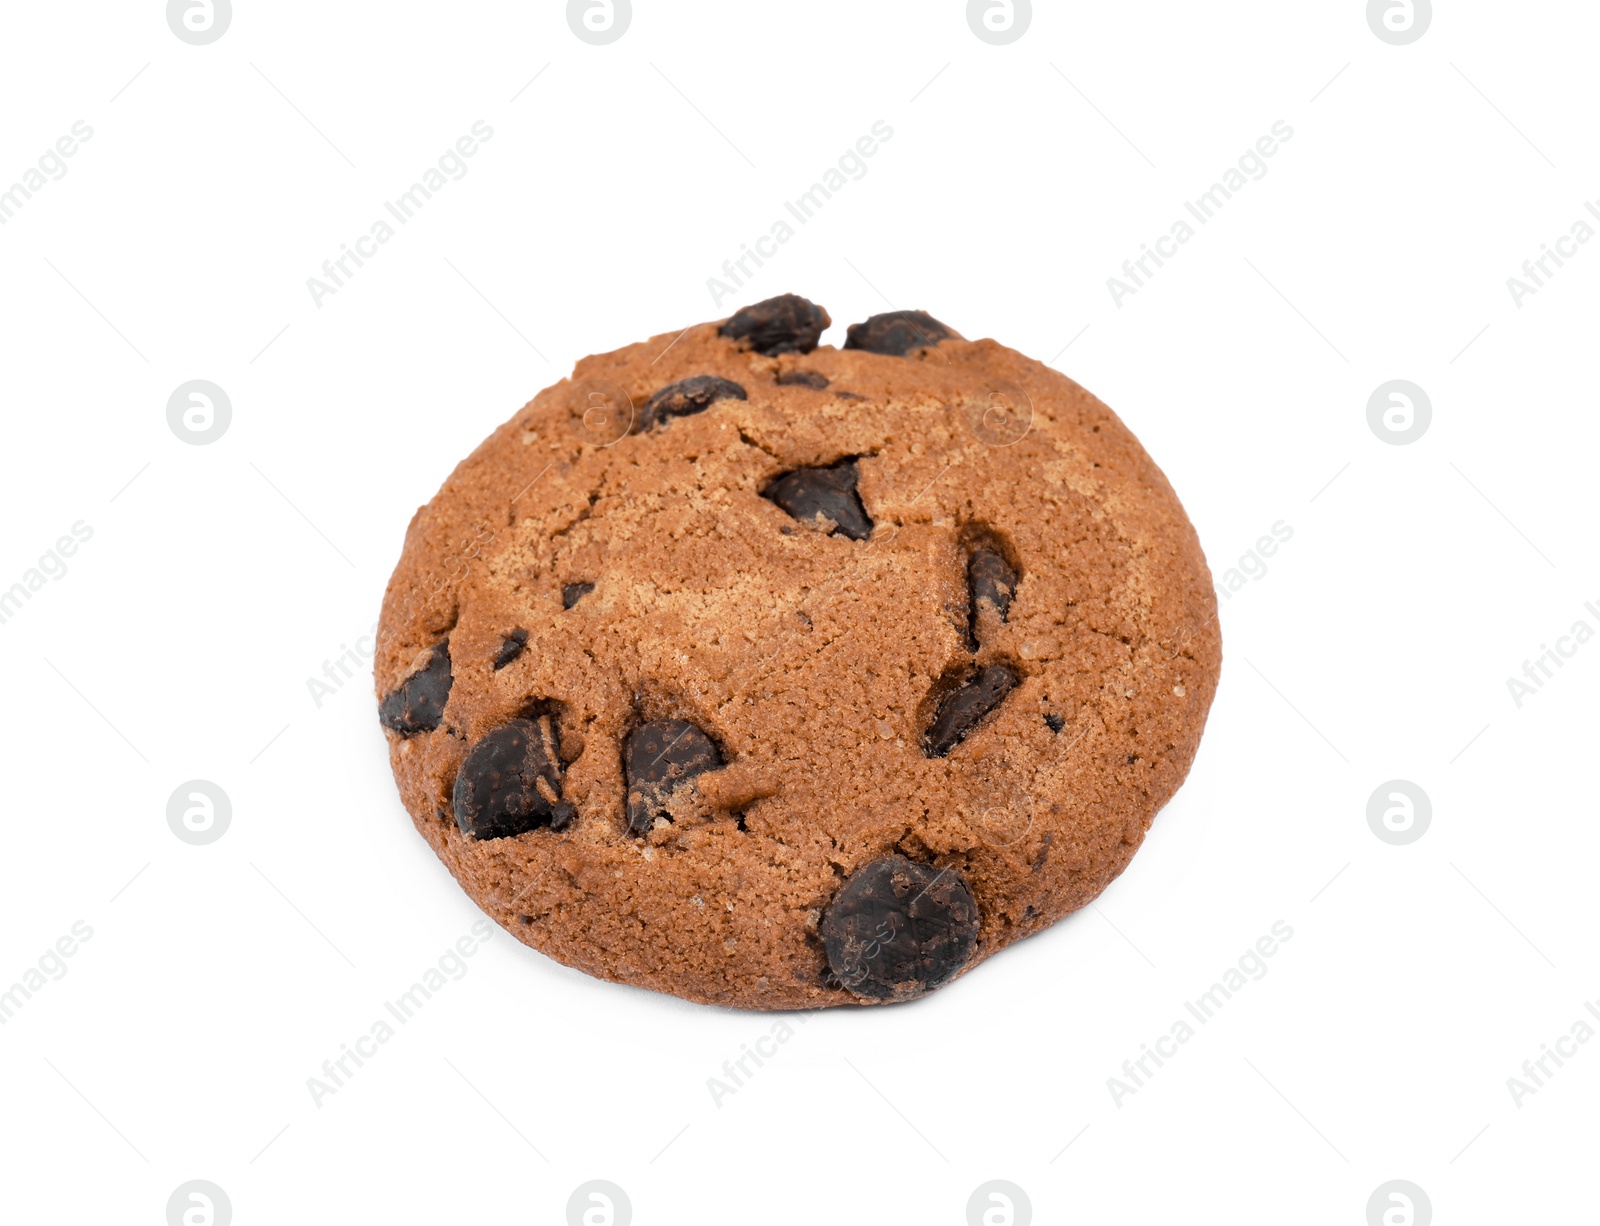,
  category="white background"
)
[1,2,1595,1223]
